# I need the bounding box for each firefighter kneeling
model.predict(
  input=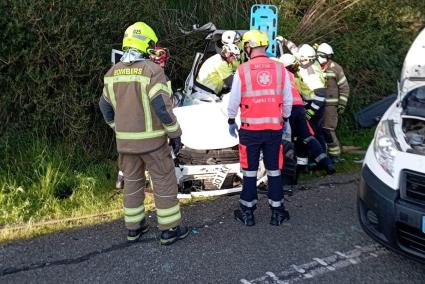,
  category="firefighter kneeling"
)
[227,30,293,226]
